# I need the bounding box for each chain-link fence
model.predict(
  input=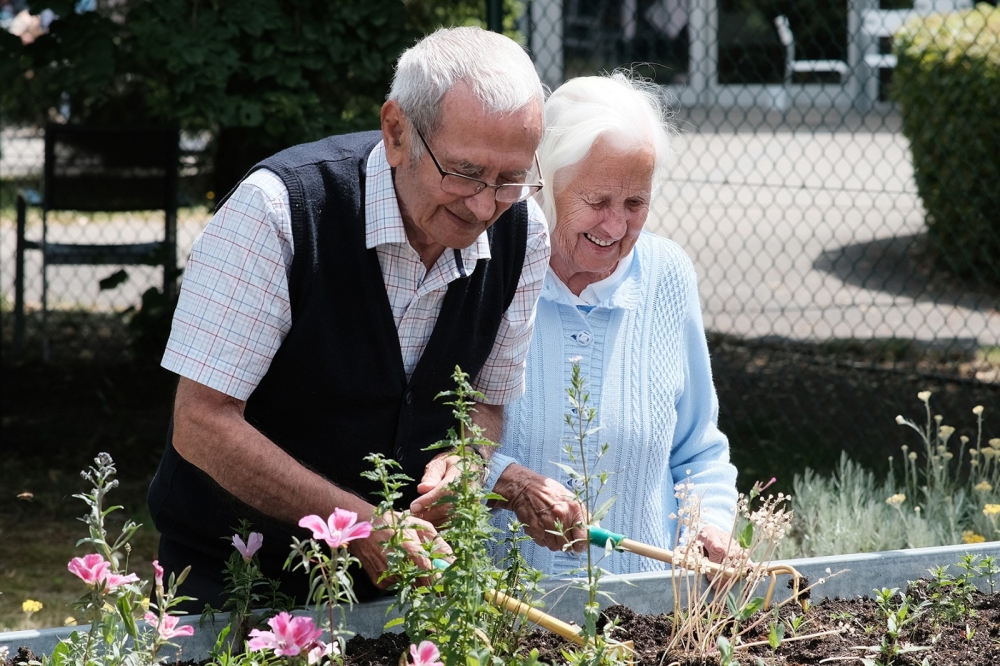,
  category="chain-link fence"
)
[521,0,999,484]
[2,1,998,487]
[1,125,213,361]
